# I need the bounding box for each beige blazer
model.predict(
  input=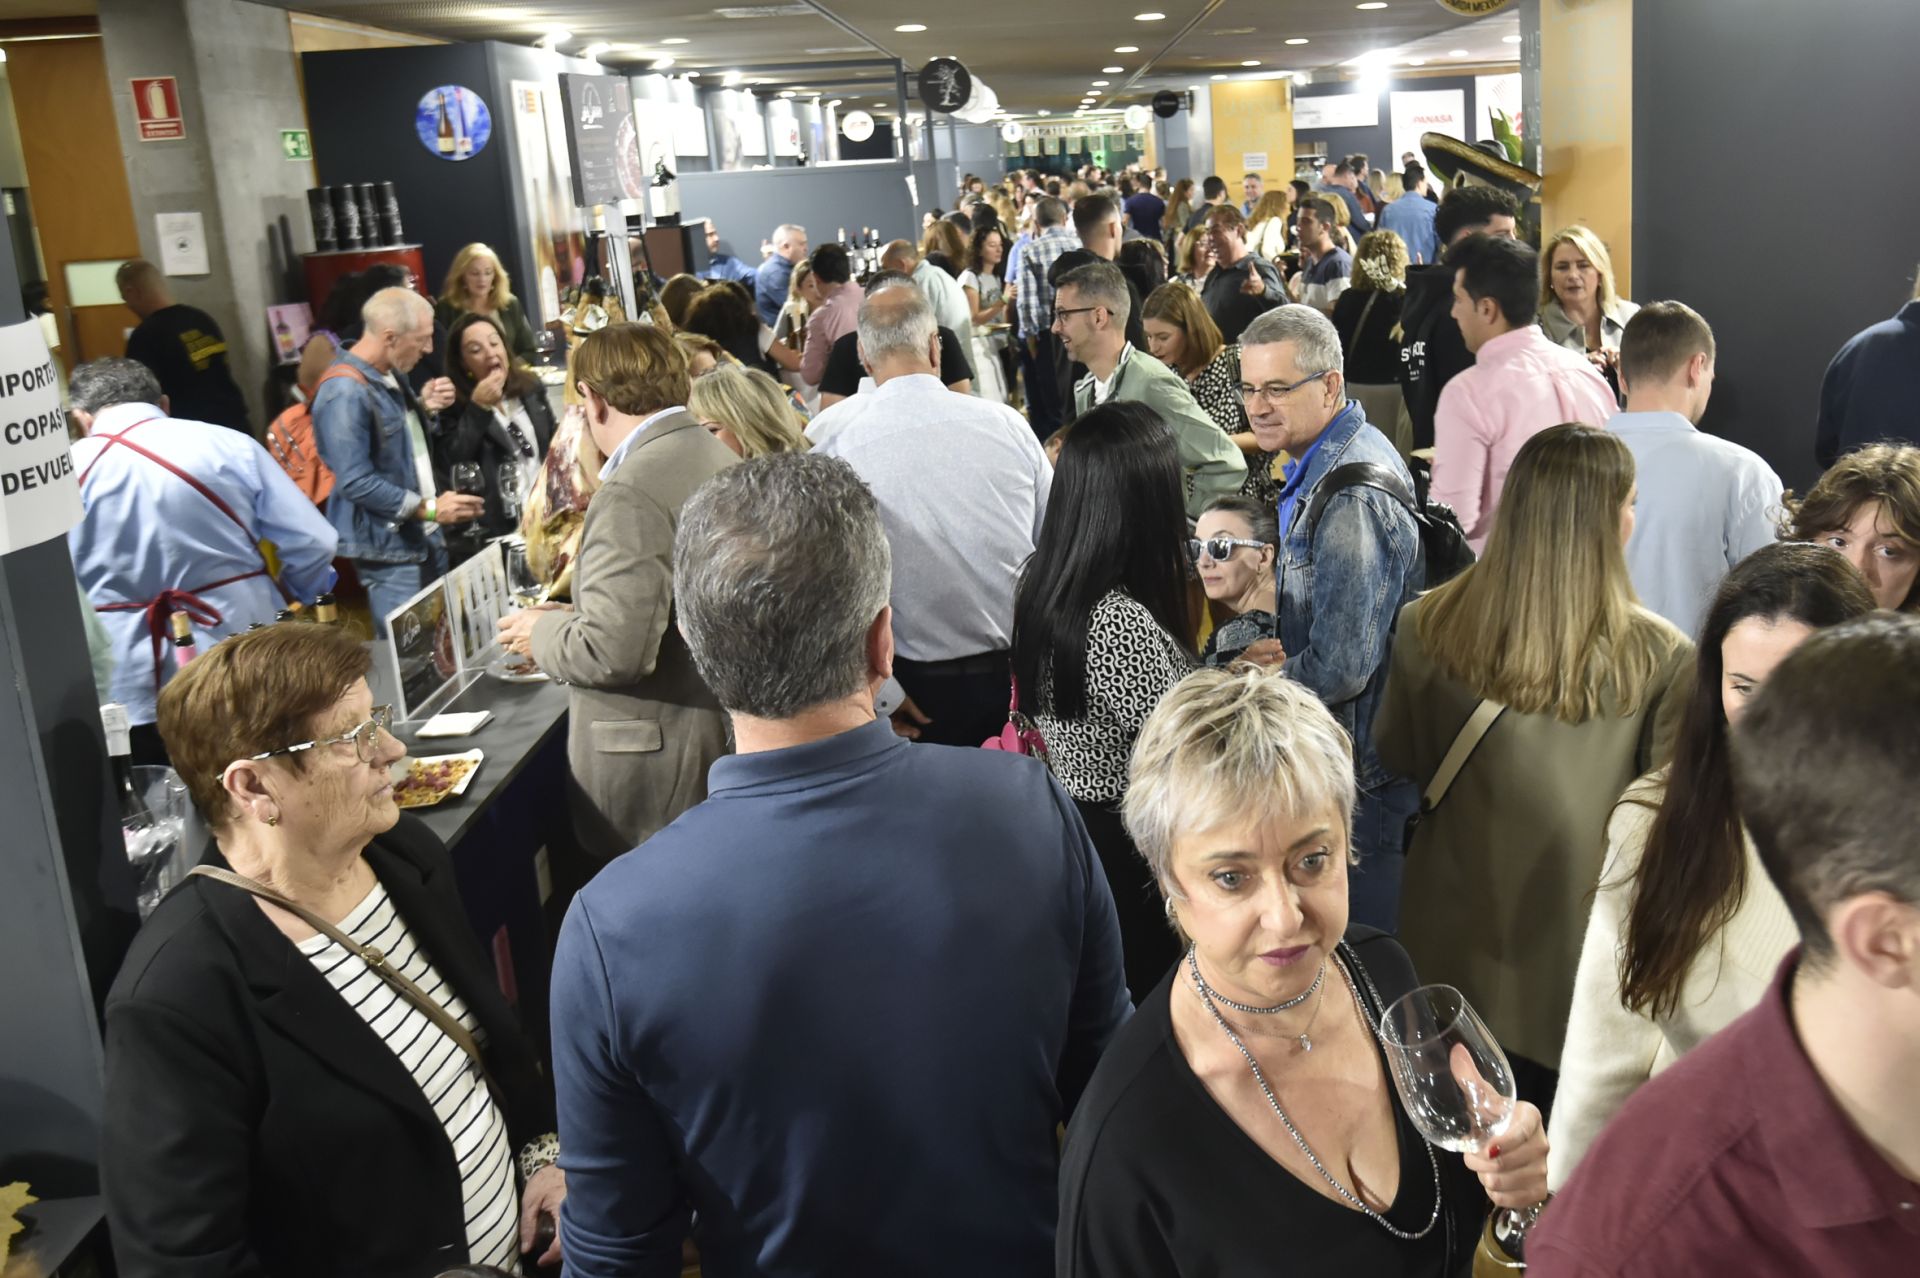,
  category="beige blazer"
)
[1377,601,1692,1069]
[530,410,739,860]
